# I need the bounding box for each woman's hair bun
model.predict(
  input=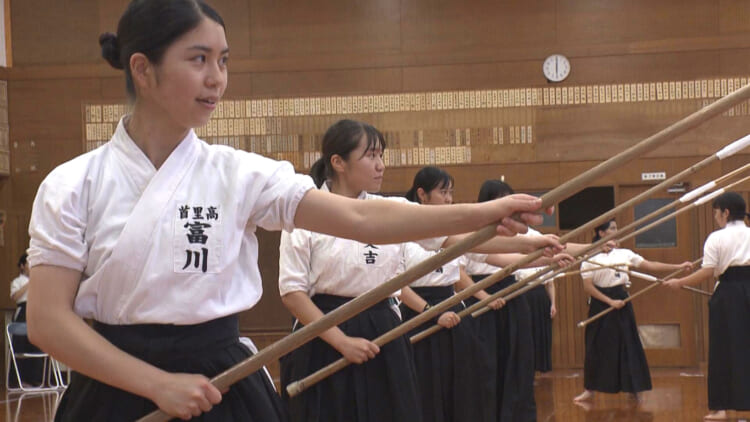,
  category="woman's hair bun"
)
[99,32,123,70]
